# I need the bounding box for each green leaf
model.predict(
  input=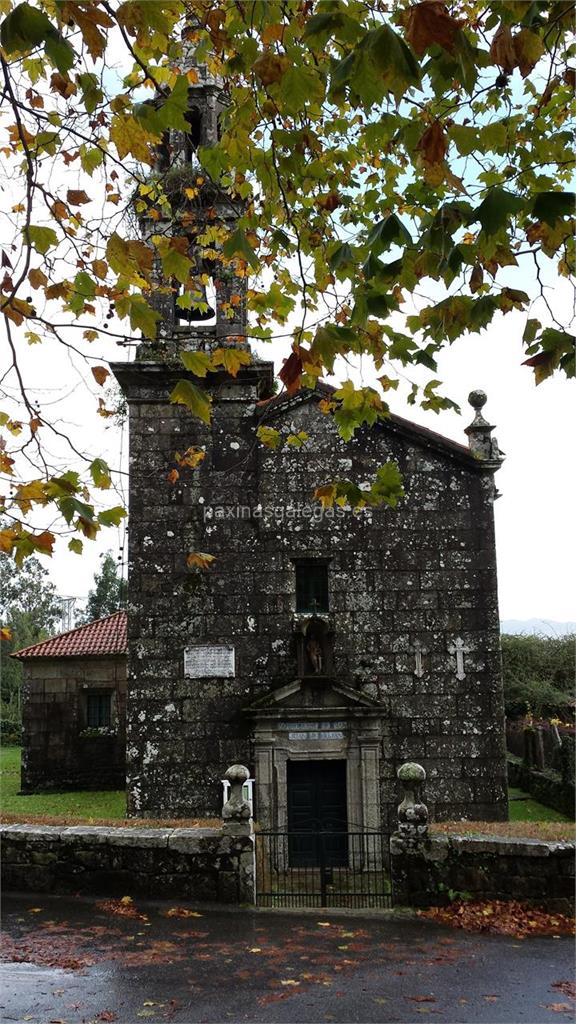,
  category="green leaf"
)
[180,350,212,377]
[98,506,127,527]
[155,237,192,284]
[223,228,259,270]
[279,66,325,112]
[78,73,103,115]
[90,458,112,489]
[531,192,575,225]
[44,28,74,73]
[451,124,479,157]
[310,324,358,374]
[69,271,96,315]
[156,74,189,131]
[367,213,412,253]
[366,24,420,99]
[136,74,189,134]
[79,144,104,175]
[0,3,52,52]
[368,462,404,508]
[286,430,309,448]
[25,225,58,254]
[480,121,507,152]
[170,379,212,424]
[302,11,346,42]
[329,242,354,273]
[256,425,281,449]
[523,318,541,343]
[114,294,160,338]
[476,188,525,236]
[197,143,227,181]
[58,496,95,525]
[68,537,83,554]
